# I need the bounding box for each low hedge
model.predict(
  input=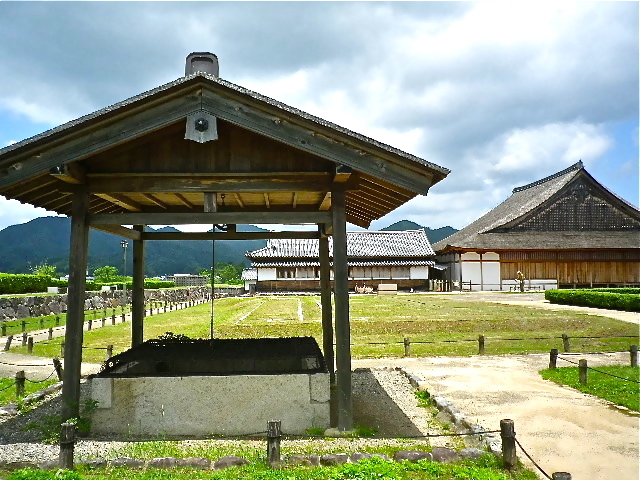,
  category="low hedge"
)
[545,289,640,312]
[591,288,640,295]
[0,274,51,294]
